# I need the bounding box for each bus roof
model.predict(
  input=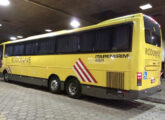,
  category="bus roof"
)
[3,13,143,45]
